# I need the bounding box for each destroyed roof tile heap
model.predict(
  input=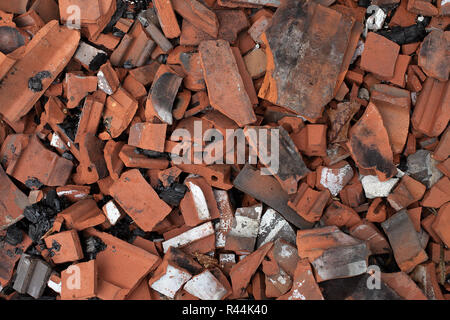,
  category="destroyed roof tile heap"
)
[0,0,449,301]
